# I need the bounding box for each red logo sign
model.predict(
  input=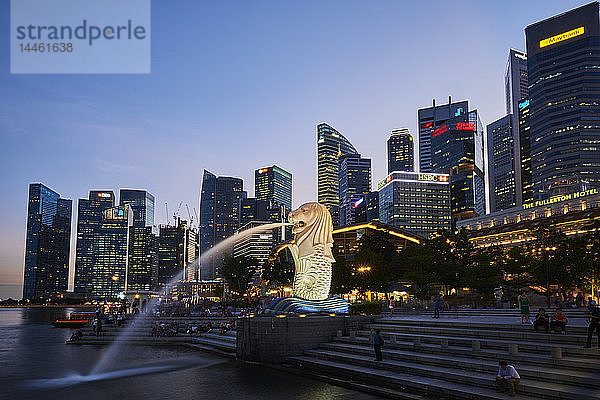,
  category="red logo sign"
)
[432,125,447,138]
